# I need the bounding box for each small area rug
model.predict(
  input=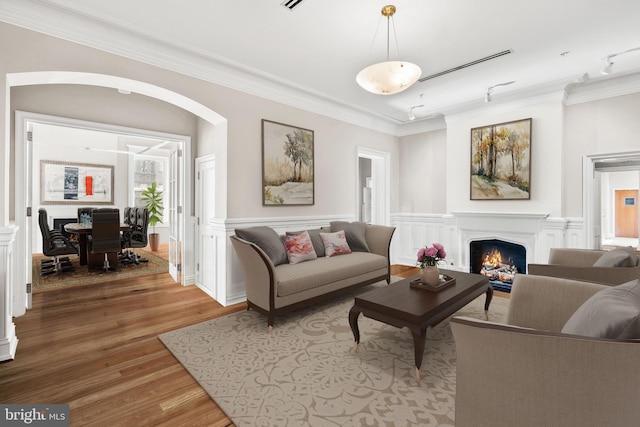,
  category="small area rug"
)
[32,249,169,292]
[160,281,509,426]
